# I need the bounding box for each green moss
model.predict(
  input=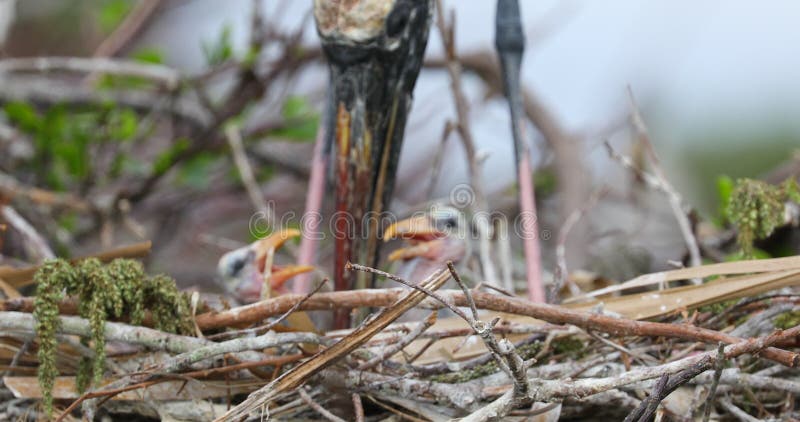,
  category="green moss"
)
[698,299,738,315]
[428,341,543,384]
[774,311,800,330]
[33,258,192,417]
[552,337,586,358]
[727,177,799,257]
